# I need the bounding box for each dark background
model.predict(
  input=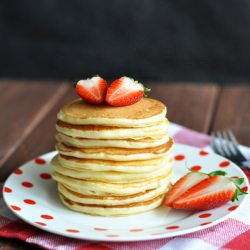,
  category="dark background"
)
[1,0,250,83]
